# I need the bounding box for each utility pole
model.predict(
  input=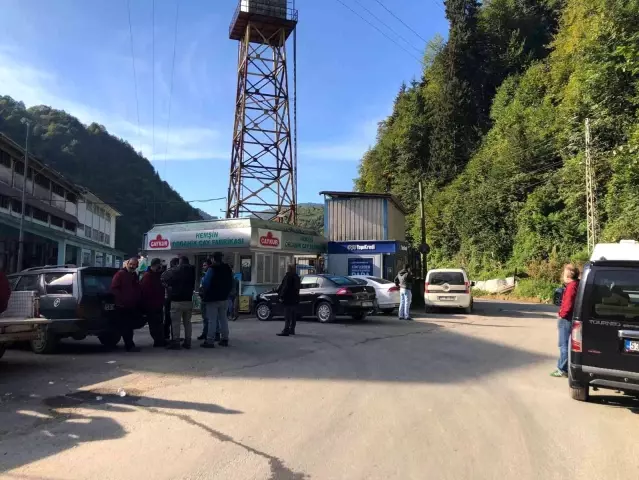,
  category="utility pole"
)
[419,180,427,278]
[585,118,598,253]
[17,118,31,272]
